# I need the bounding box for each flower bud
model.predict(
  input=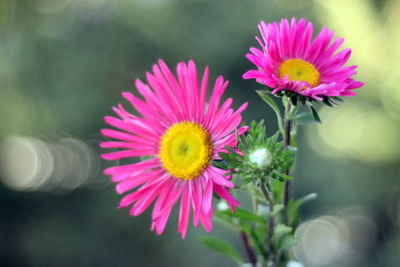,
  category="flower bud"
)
[249,148,272,170]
